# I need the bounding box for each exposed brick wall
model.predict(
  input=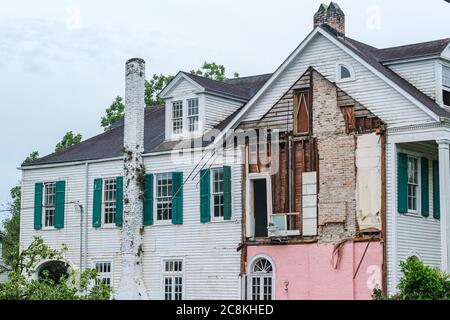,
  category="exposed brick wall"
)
[312,71,356,242]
